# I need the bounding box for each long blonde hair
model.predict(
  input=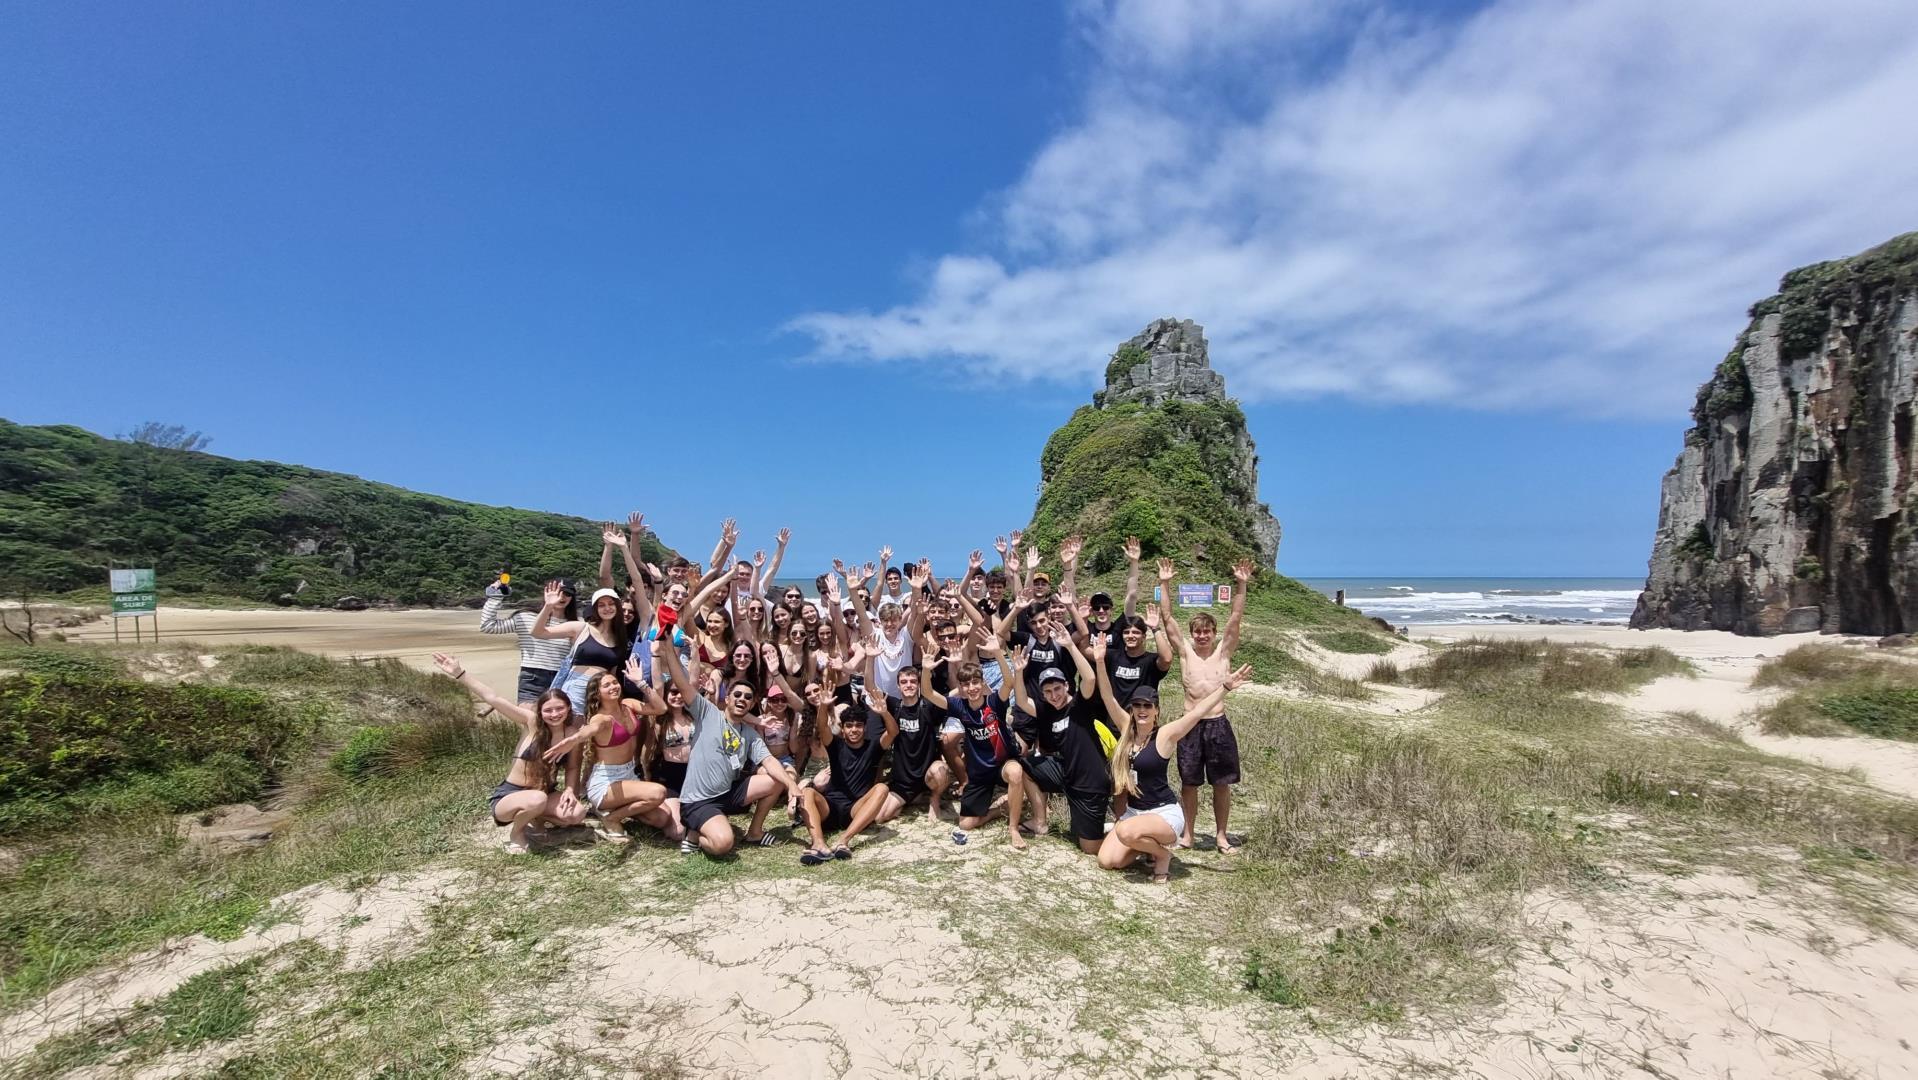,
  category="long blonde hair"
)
[1108,705,1154,798]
